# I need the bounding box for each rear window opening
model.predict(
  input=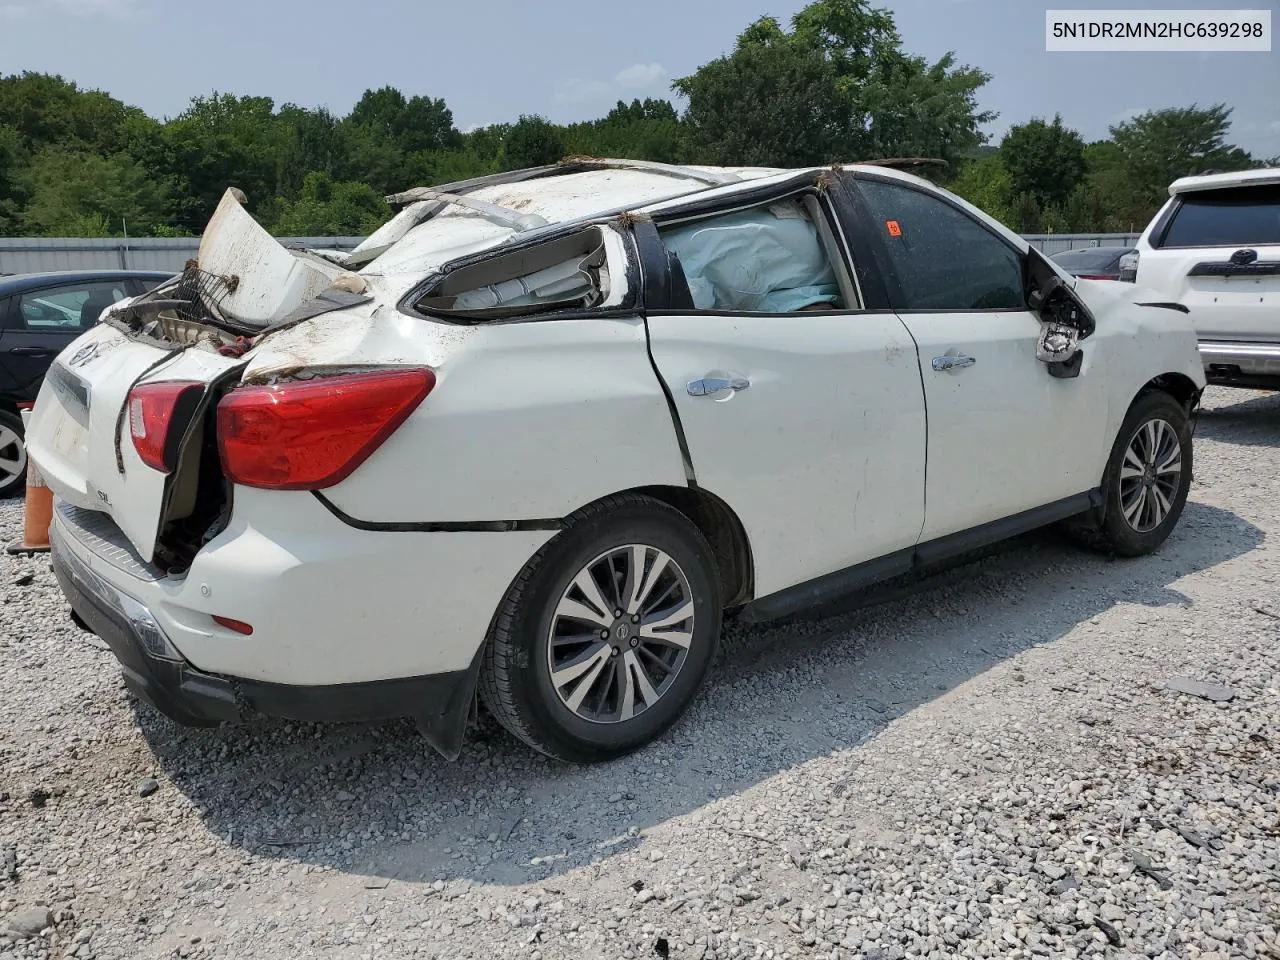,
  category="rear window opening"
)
[1160,184,1280,248]
[413,225,630,321]
[655,194,858,313]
